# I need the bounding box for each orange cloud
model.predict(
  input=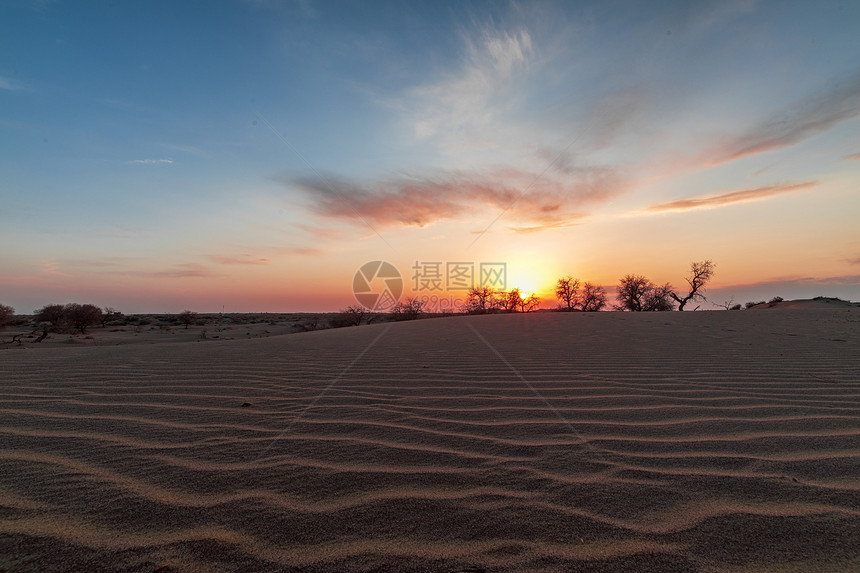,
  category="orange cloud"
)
[292,167,626,232]
[843,153,860,162]
[645,181,815,213]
